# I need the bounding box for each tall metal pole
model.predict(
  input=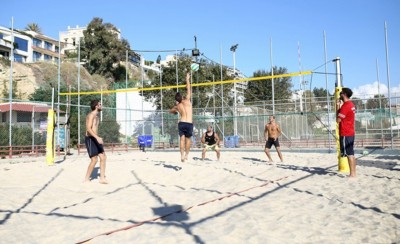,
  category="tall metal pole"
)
[220,45,225,140]
[57,32,61,151]
[335,57,342,87]
[100,88,103,121]
[297,42,304,136]
[230,44,238,136]
[160,65,164,135]
[125,50,128,144]
[298,42,308,138]
[384,21,393,148]
[233,49,237,136]
[323,31,332,152]
[9,17,14,148]
[175,50,178,92]
[376,58,384,140]
[270,38,275,115]
[77,40,81,146]
[32,106,35,151]
[141,59,145,135]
